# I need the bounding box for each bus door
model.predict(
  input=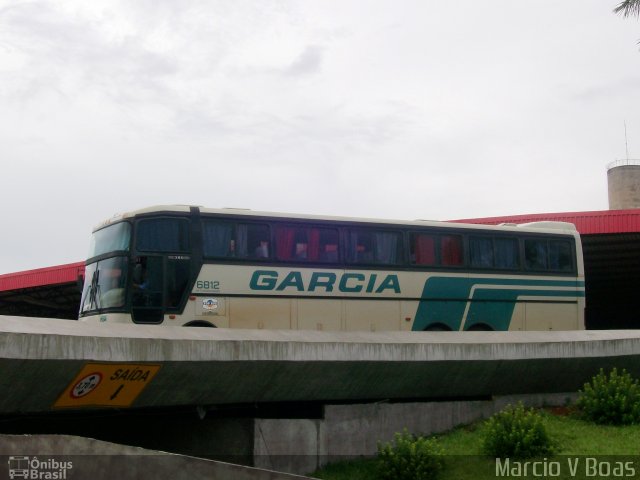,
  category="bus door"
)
[131,255,191,324]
